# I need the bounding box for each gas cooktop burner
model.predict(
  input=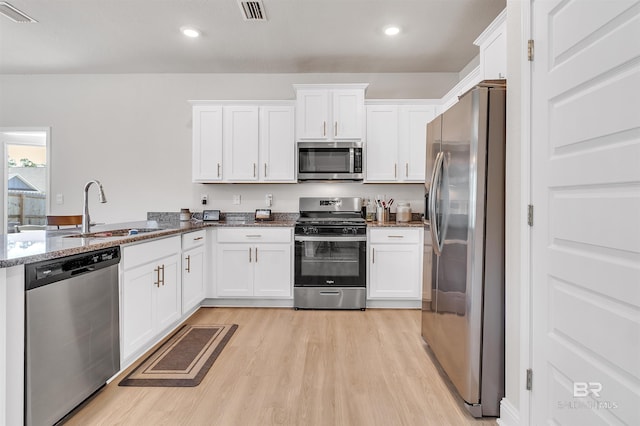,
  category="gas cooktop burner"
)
[296,217,365,226]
